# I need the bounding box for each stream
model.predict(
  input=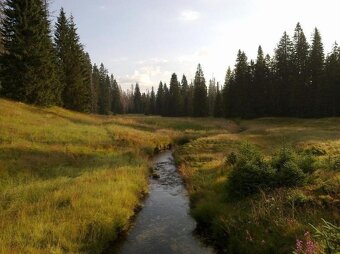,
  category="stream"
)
[113,150,214,254]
